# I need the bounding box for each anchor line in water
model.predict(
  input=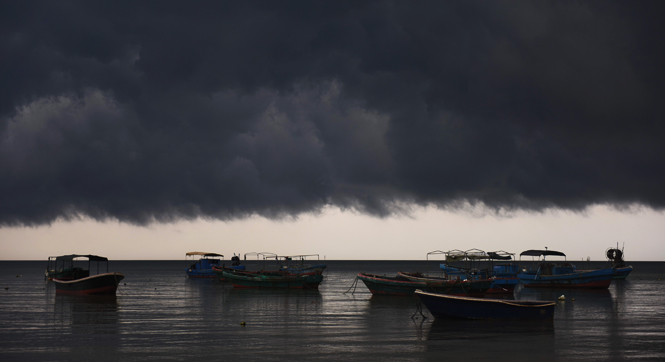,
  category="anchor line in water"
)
[411,295,428,320]
[115,273,128,295]
[344,276,360,294]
